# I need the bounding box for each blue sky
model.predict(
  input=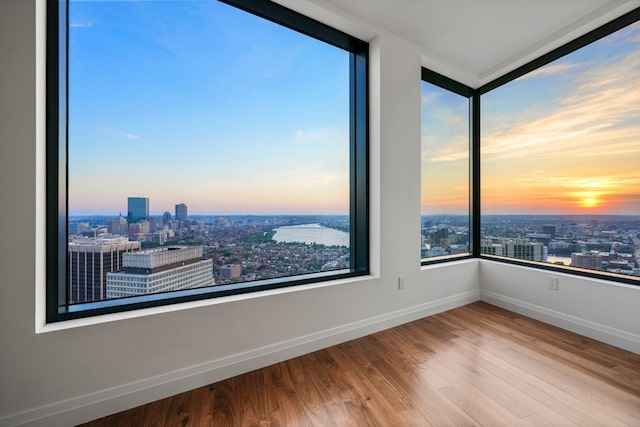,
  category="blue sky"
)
[68,0,350,215]
[69,2,639,217]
